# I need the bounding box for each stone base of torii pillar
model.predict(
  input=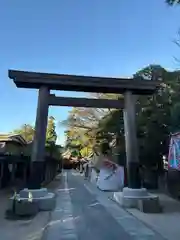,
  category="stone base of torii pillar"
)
[113,187,159,209]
